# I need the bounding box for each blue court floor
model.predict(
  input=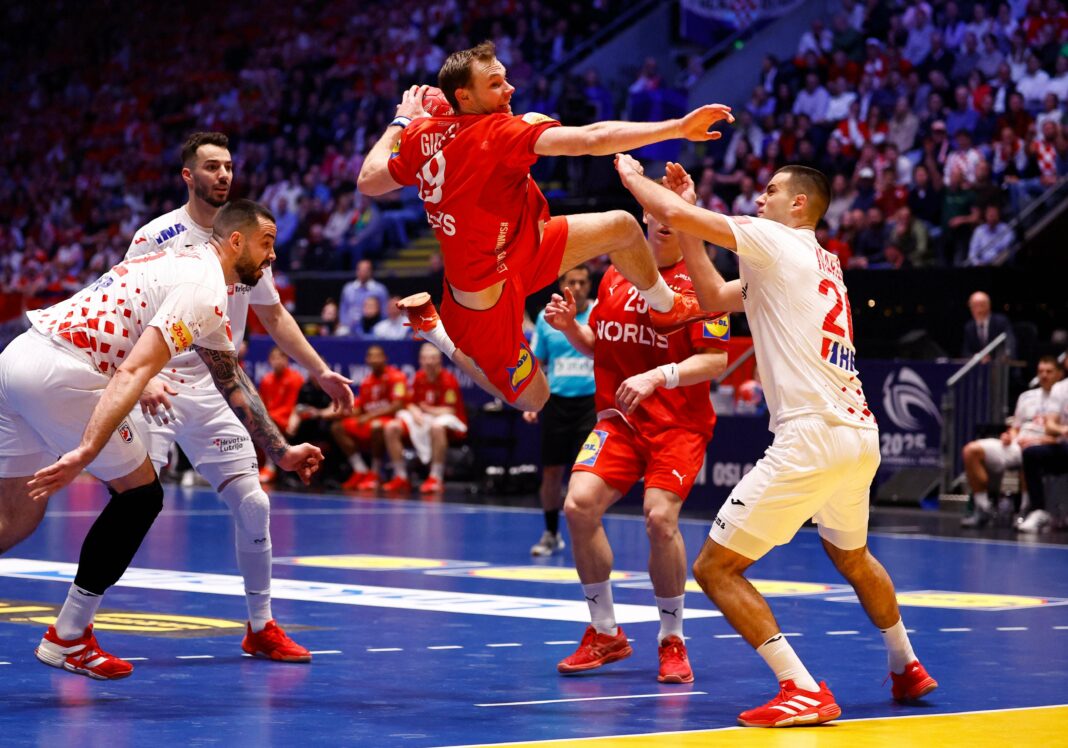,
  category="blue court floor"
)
[1,479,1066,747]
